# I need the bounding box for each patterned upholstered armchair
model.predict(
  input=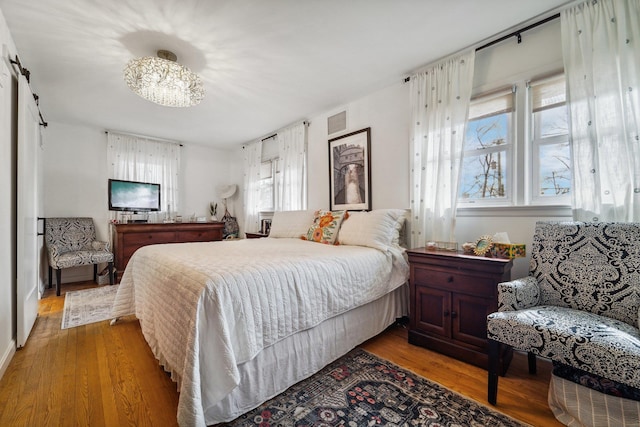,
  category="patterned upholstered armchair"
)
[44,218,114,296]
[486,221,640,405]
